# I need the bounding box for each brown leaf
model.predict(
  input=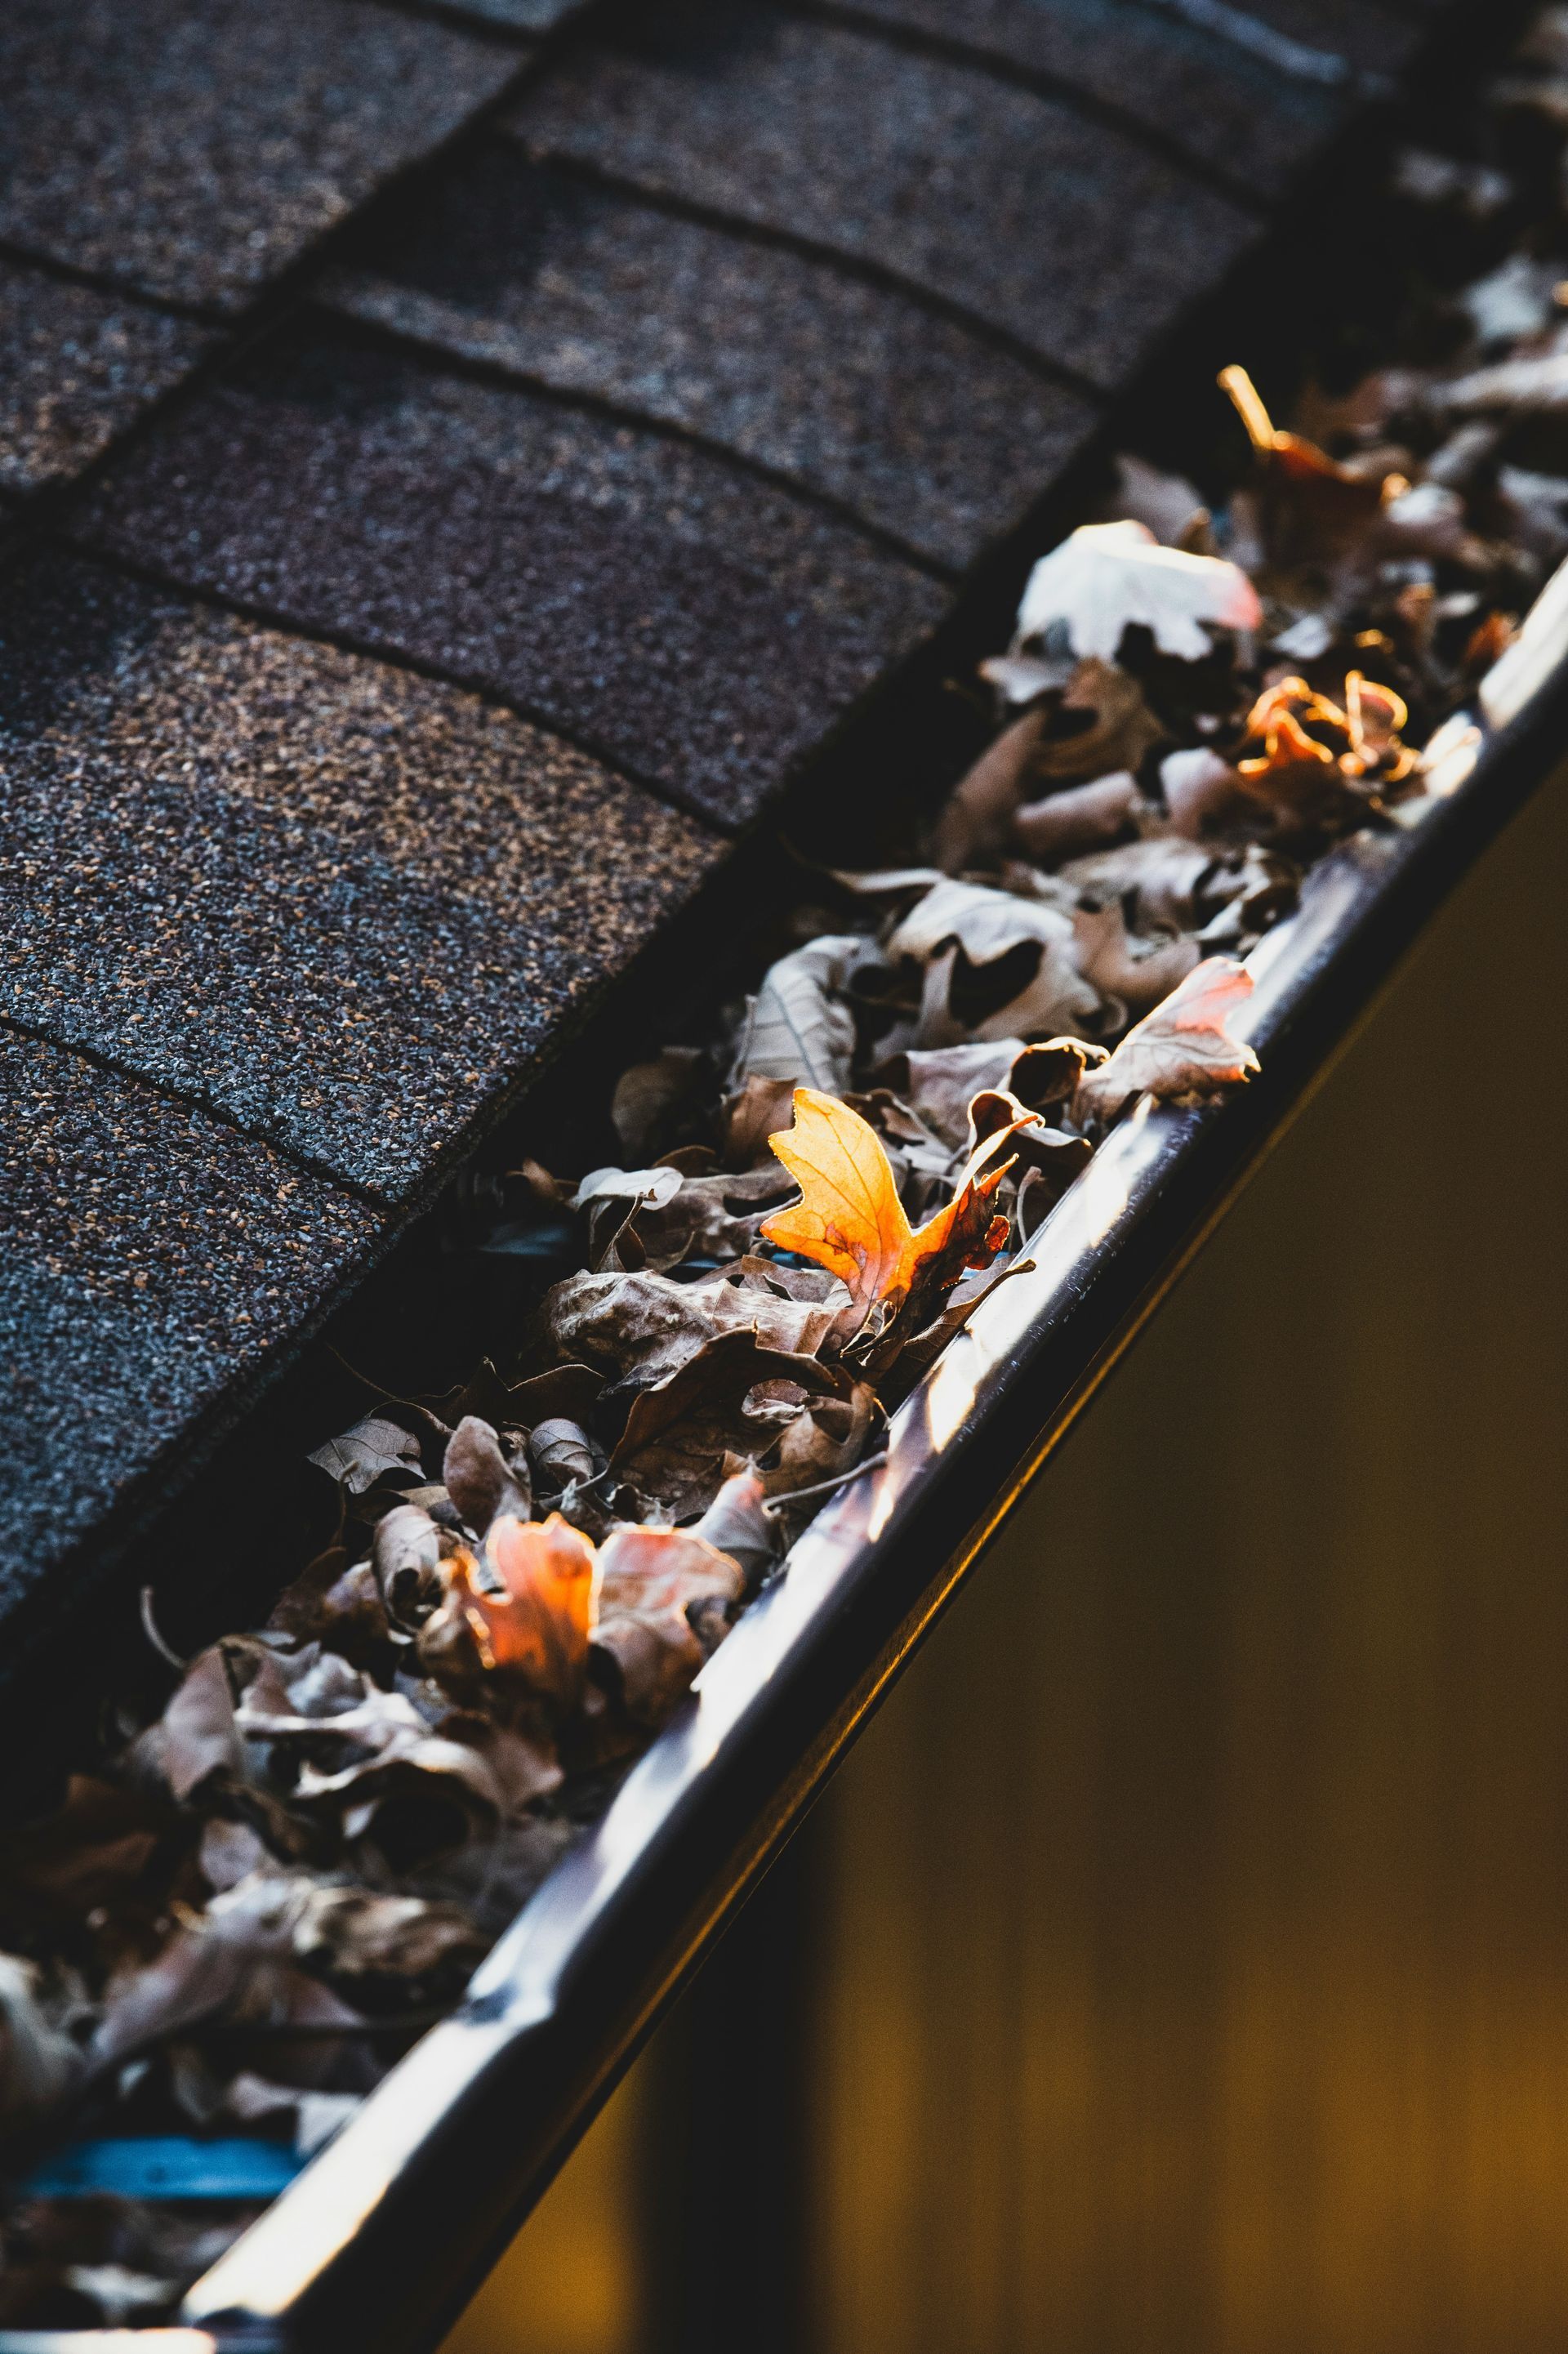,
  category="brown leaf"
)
[611,1044,706,1158]
[756,1381,877,1497]
[1072,958,1260,1124]
[1071,902,1202,1016]
[442,1417,531,1538]
[1028,659,1169,784]
[933,706,1051,872]
[157,1648,244,1804]
[723,1075,801,1169]
[609,1327,846,1517]
[539,1267,843,1390]
[591,1527,746,1728]
[528,1417,599,1491]
[731,934,871,1095]
[1013,769,1144,863]
[306,1412,423,1498]
[887,879,1106,1045]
